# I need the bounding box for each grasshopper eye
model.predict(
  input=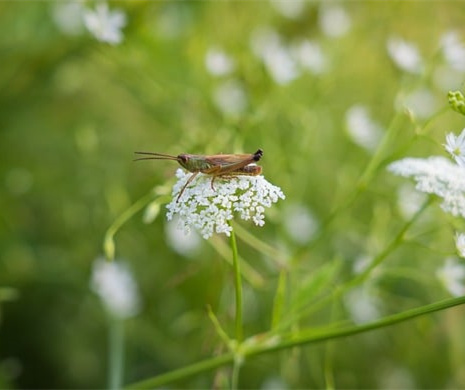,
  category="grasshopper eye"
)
[178,154,188,163]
